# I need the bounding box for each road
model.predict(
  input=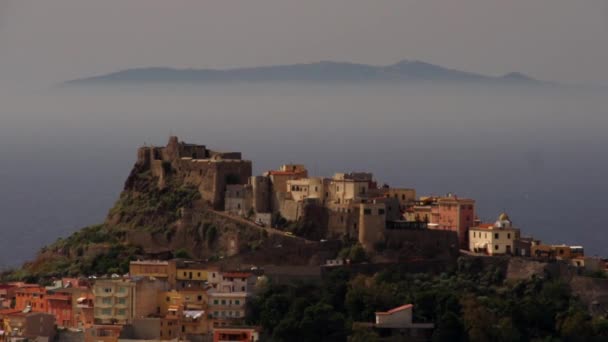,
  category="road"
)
[209,210,313,243]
